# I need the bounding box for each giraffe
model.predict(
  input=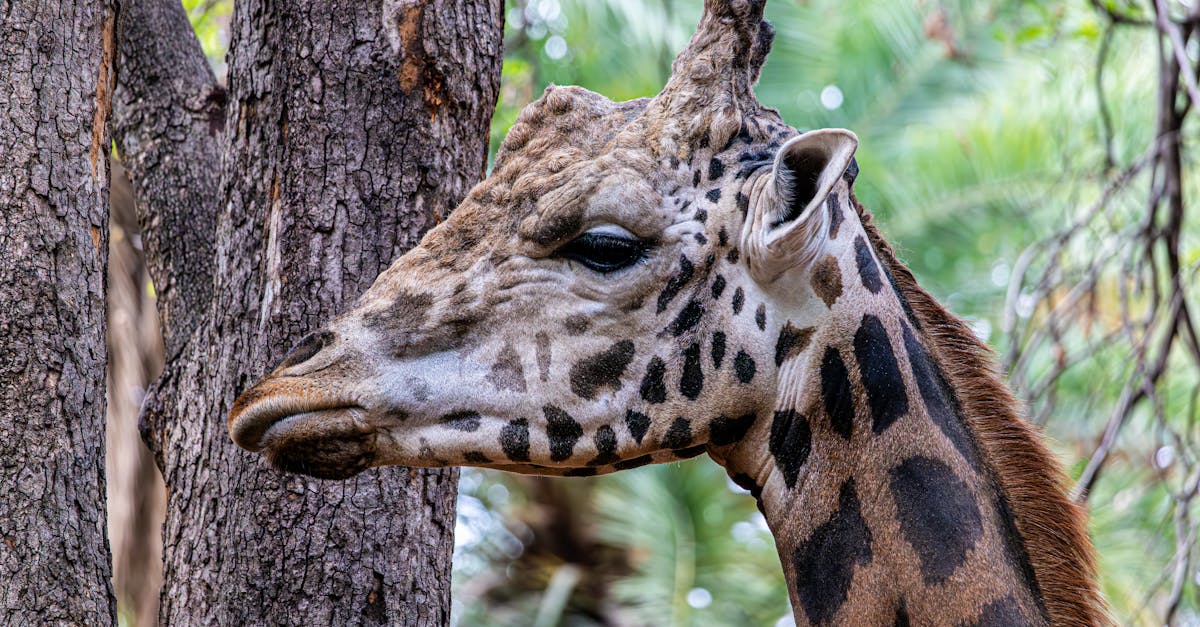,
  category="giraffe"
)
[227,1,1107,624]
